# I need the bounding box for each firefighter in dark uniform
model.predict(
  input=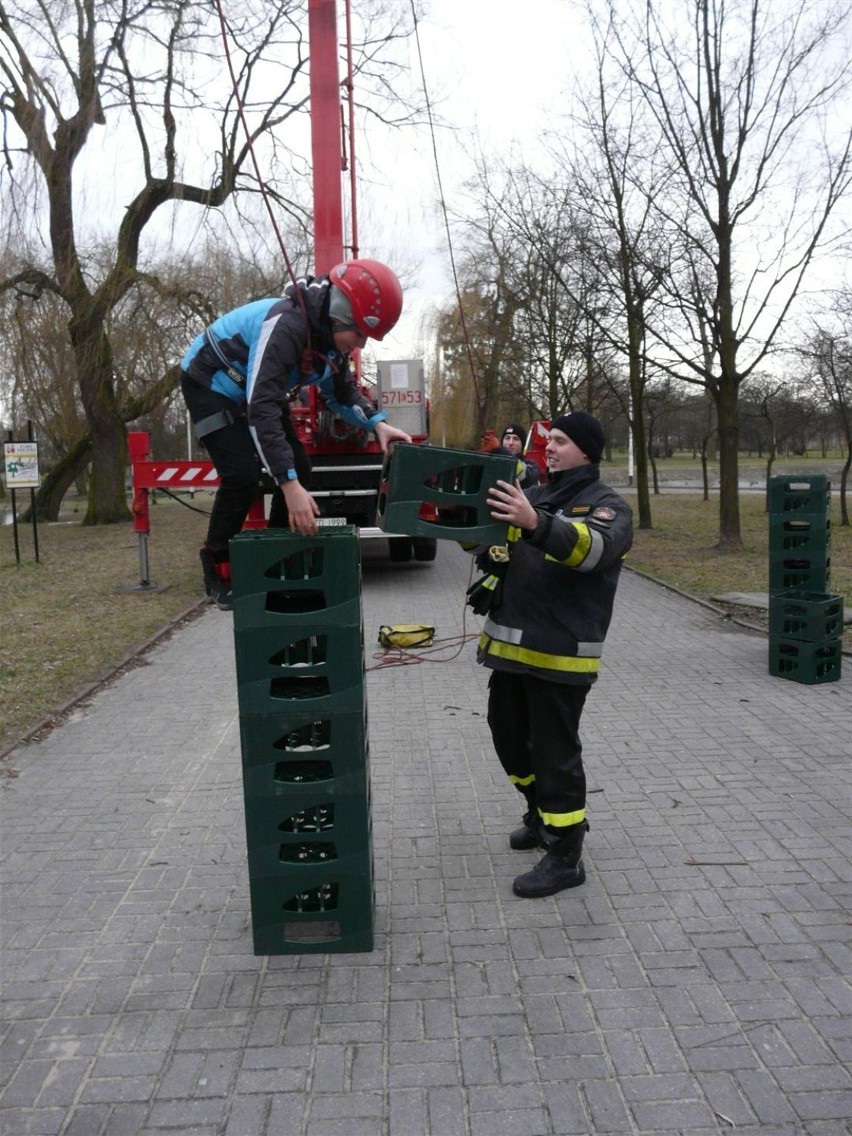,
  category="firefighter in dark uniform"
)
[476,411,633,898]
[499,423,541,487]
[179,259,411,609]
